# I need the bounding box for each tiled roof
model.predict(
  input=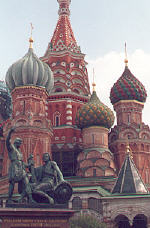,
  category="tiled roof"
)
[112,153,148,194]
